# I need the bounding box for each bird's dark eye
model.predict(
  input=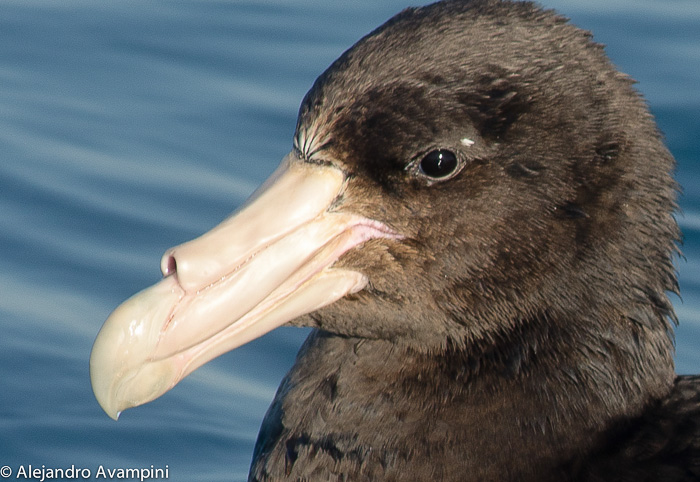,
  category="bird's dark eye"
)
[419,149,459,179]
